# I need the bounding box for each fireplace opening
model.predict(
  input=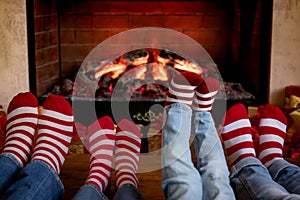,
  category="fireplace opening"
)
[31,0,272,106]
[30,0,271,153]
